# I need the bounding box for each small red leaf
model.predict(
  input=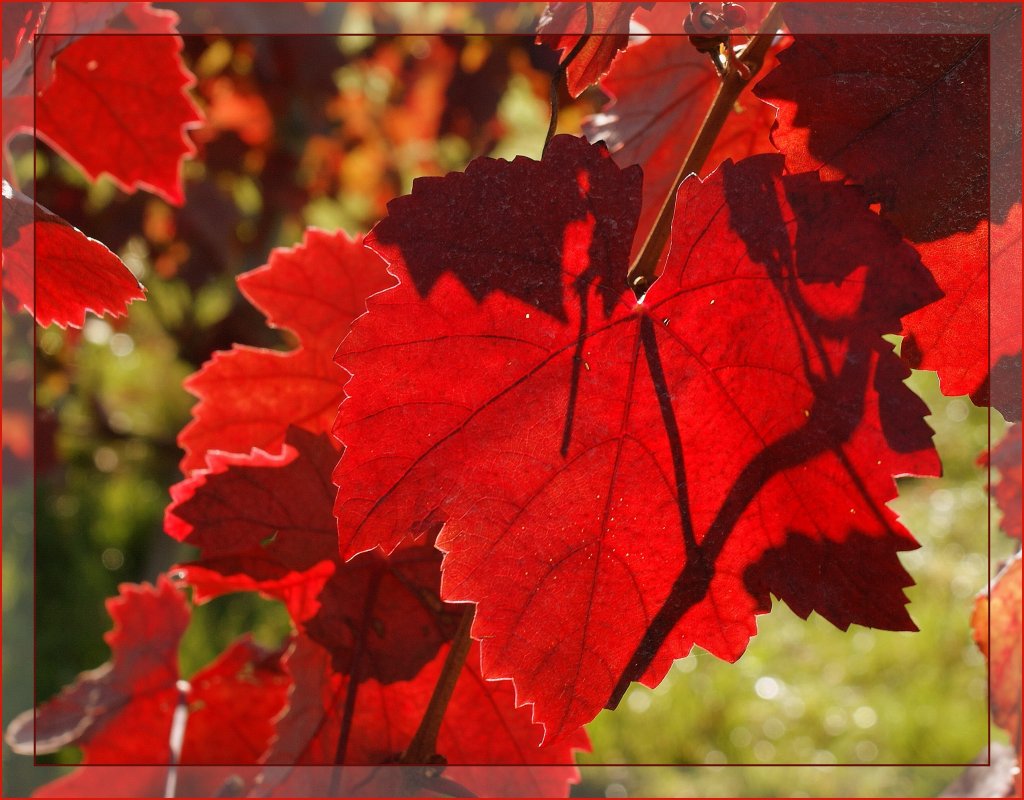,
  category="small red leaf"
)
[32,16,202,205]
[901,207,1023,416]
[177,228,392,473]
[537,2,653,98]
[32,639,289,798]
[5,578,289,797]
[2,180,144,328]
[260,636,587,797]
[972,555,1022,795]
[334,137,941,739]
